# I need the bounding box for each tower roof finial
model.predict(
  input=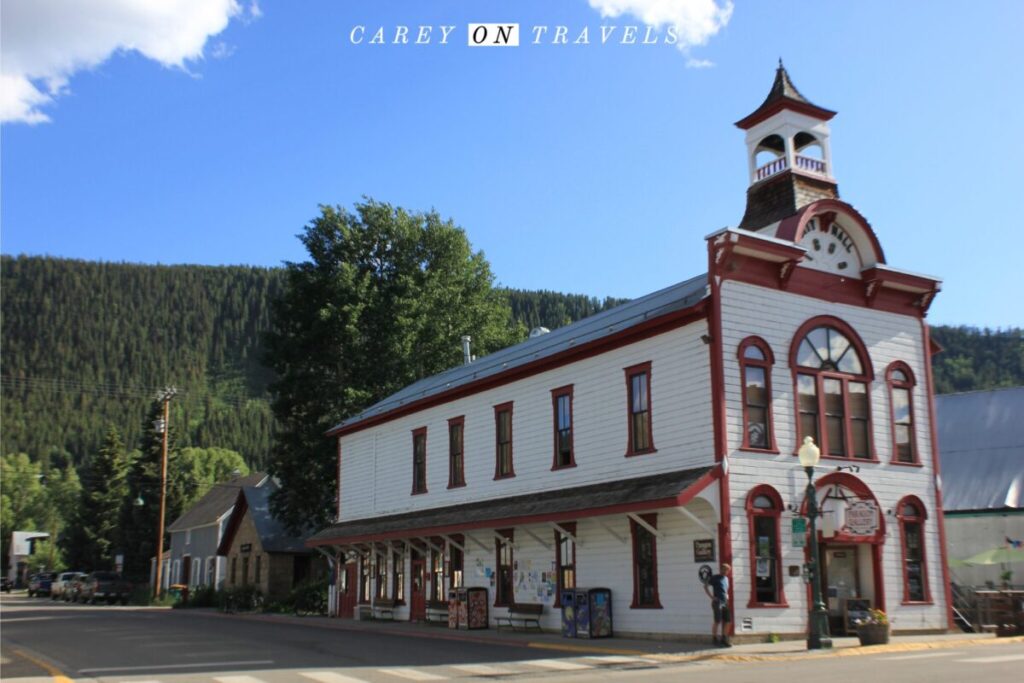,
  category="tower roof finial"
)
[735,62,835,130]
